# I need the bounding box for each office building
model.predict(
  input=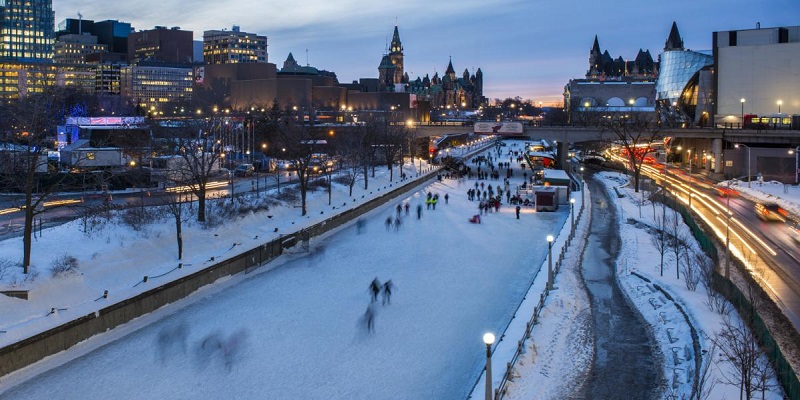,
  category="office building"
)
[0,0,54,63]
[54,34,108,64]
[128,26,193,66]
[203,26,268,64]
